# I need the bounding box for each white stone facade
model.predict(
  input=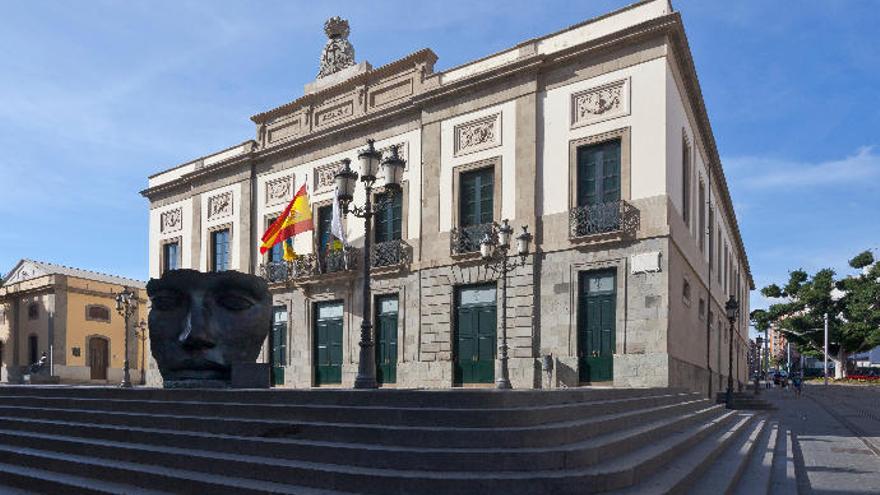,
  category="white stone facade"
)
[142,0,753,395]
